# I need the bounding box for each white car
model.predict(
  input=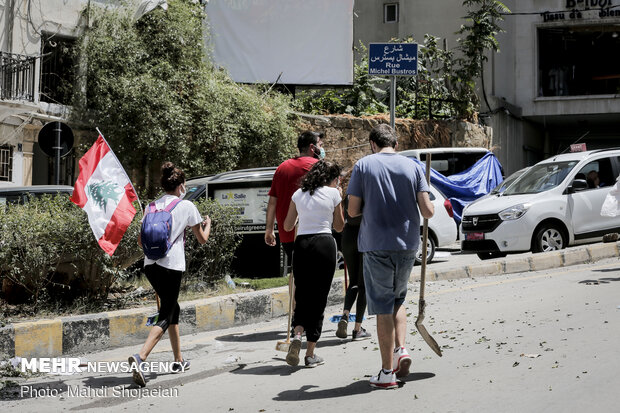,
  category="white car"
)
[461,148,620,259]
[416,183,458,264]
